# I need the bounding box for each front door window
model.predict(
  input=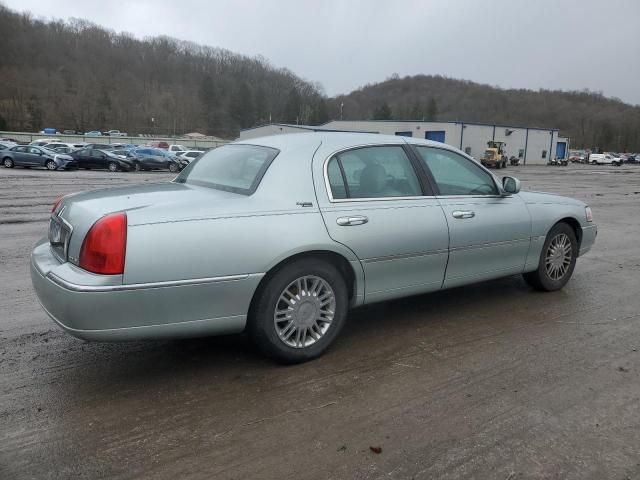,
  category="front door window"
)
[415,147,498,196]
